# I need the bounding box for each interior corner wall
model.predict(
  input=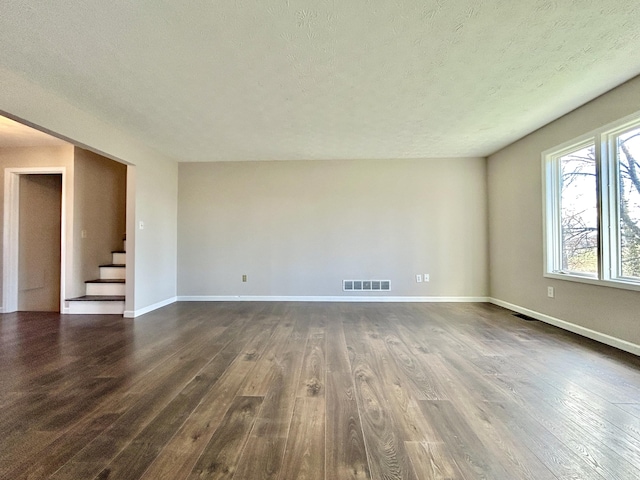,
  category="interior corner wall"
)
[71,147,127,298]
[0,145,75,307]
[487,75,640,346]
[0,66,178,315]
[178,158,488,298]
